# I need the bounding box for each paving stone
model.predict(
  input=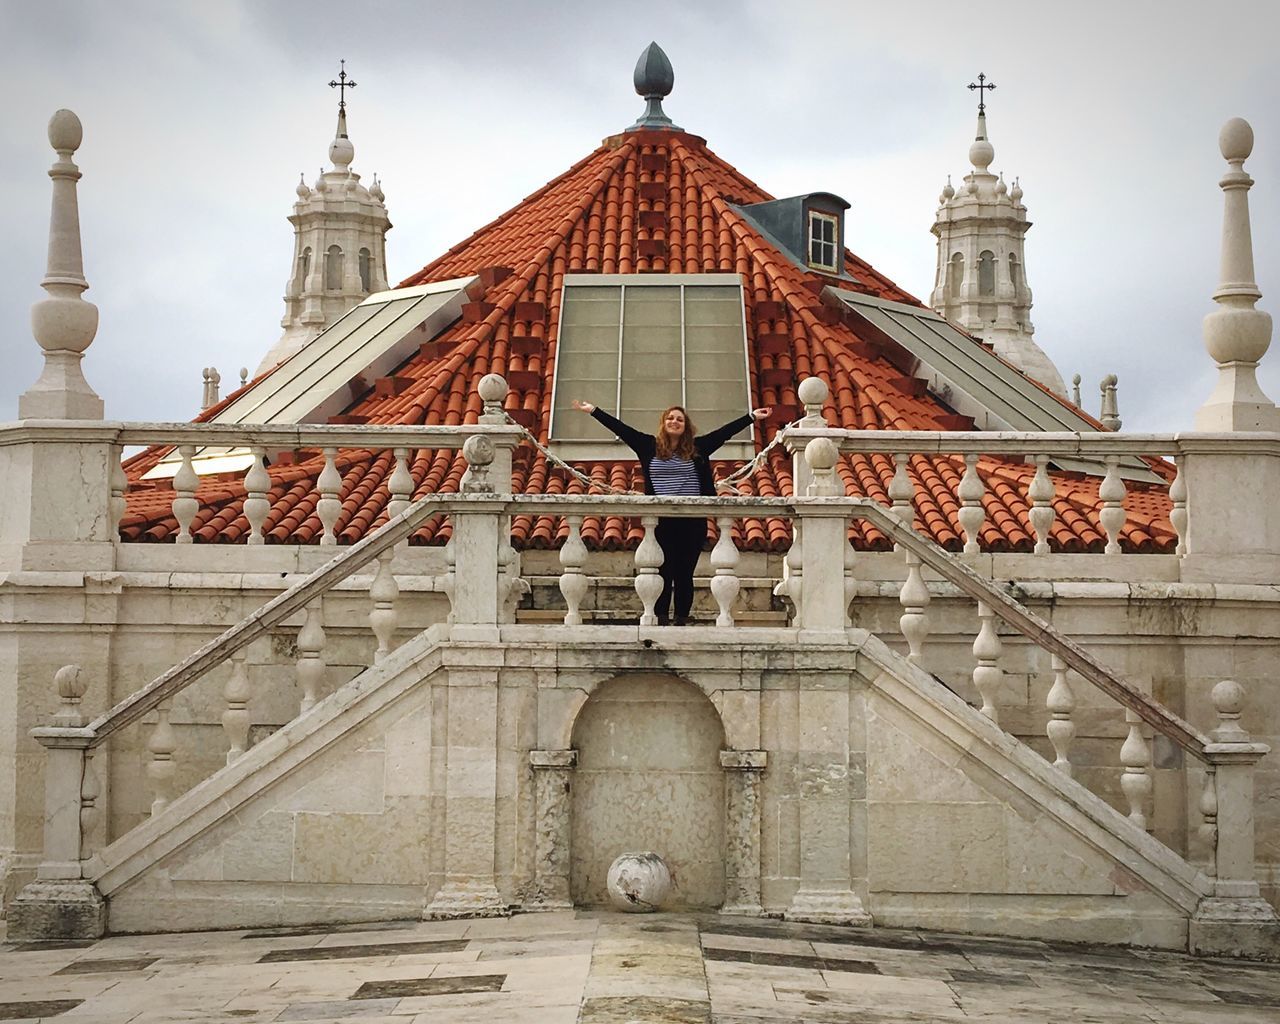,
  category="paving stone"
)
[53,956,159,975]
[0,1000,82,1020]
[351,974,506,999]
[579,995,711,1023]
[276,997,402,1019]
[6,941,98,953]
[258,939,469,963]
